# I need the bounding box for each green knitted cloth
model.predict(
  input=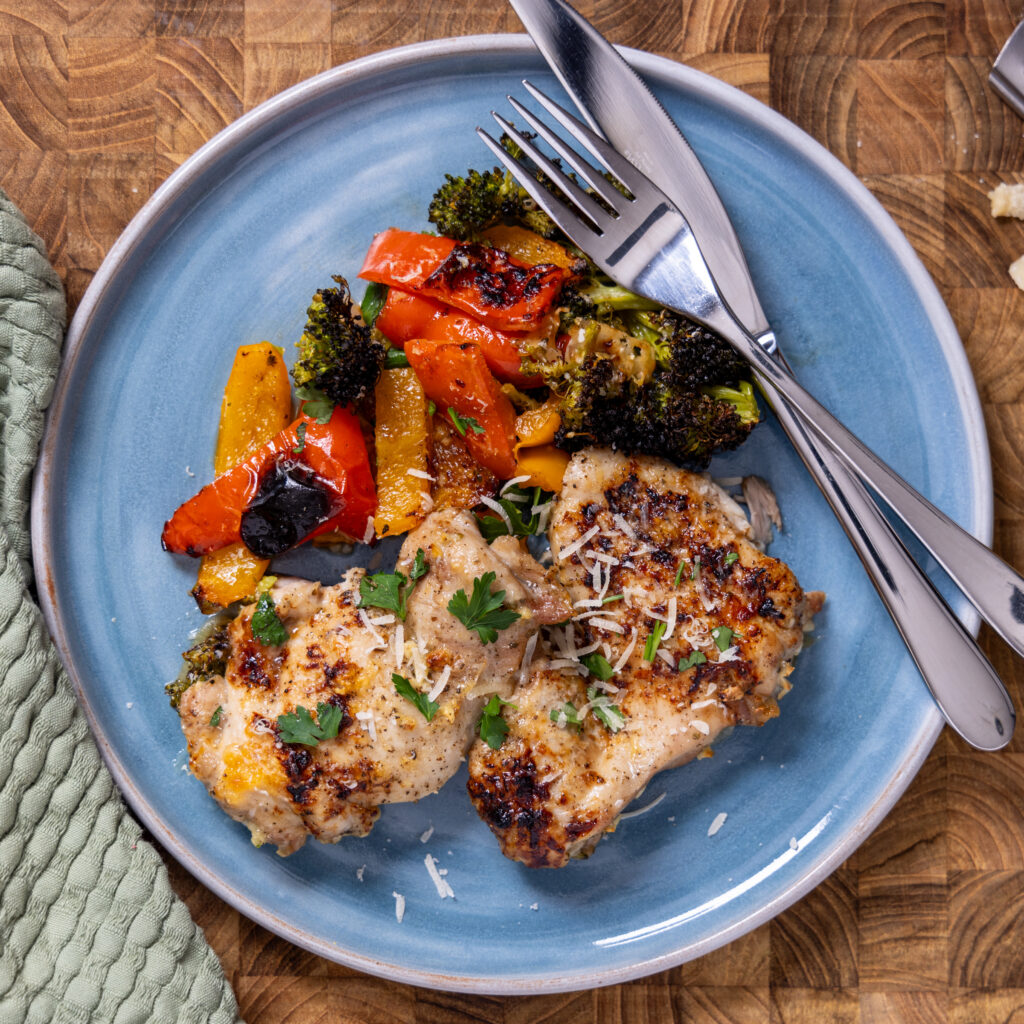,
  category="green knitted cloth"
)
[0,191,244,1024]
